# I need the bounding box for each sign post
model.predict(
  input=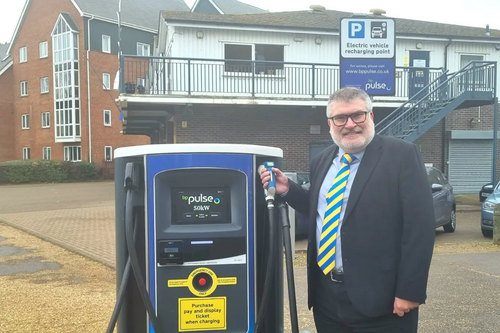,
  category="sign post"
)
[340,16,396,96]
